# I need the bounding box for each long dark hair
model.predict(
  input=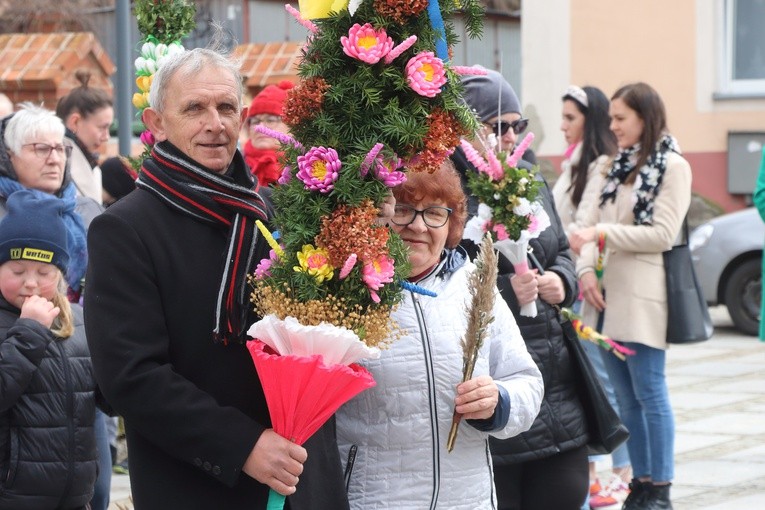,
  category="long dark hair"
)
[611,82,667,180]
[563,86,617,207]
